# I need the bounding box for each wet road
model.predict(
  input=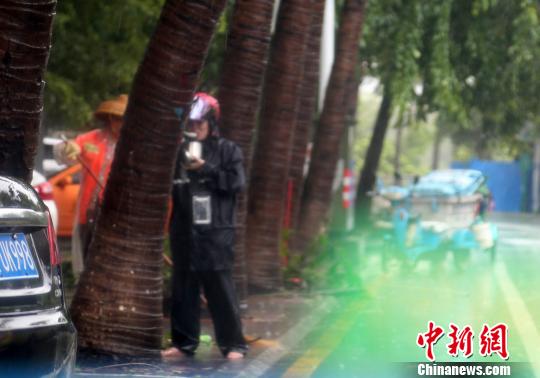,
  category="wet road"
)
[258,213,540,377]
[75,213,540,377]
